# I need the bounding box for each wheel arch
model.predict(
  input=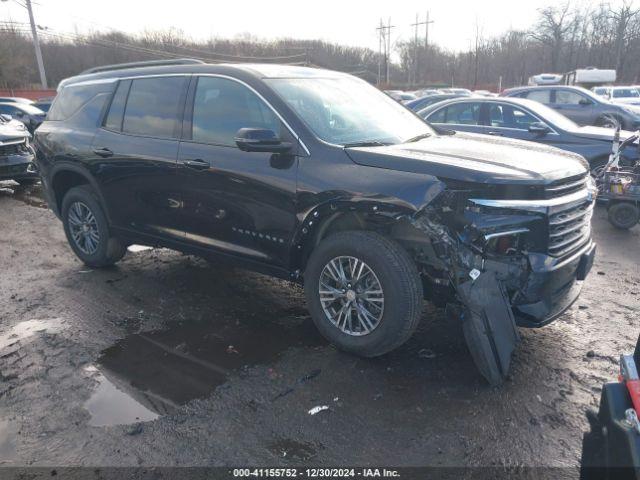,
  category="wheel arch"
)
[50,163,111,222]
